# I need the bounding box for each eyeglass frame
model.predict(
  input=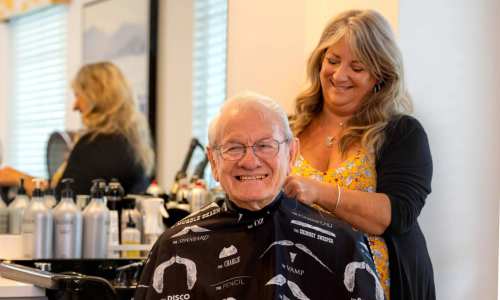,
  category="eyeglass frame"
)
[213,138,291,161]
